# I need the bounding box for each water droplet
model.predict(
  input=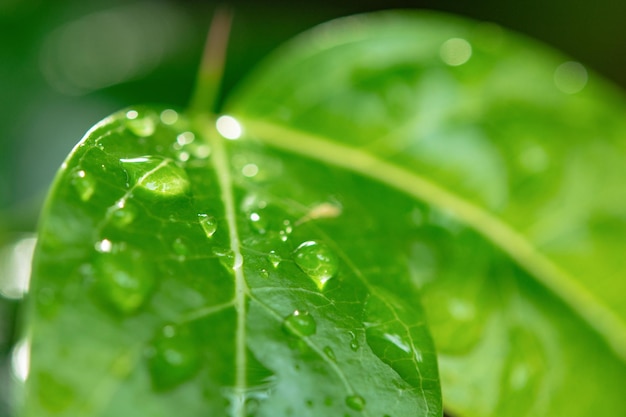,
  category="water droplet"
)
[268,251,281,268]
[440,38,472,66]
[348,331,359,351]
[71,169,96,201]
[126,109,156,137]
[110,200,136,227]
[279,220,293,242]
[365,326,422,386]
[283,310,316,337]
[242,163,259,178]
[91,248,155,315]
[213,247,241,270]
[554,61,588,94]
[293,241,339,290]
[259,269,269,279]
[345,394,365,411]
[160,109,178,125]
[172,238,188,257]
[177,151,190,162]
[95,239,113,253]
[249,211,268,234]
[120,156,189,198]
[145,324,201,391]
[216,115,242,140]
[176,131,195,146]
[198,214,217,238]
[323,346,336,362]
